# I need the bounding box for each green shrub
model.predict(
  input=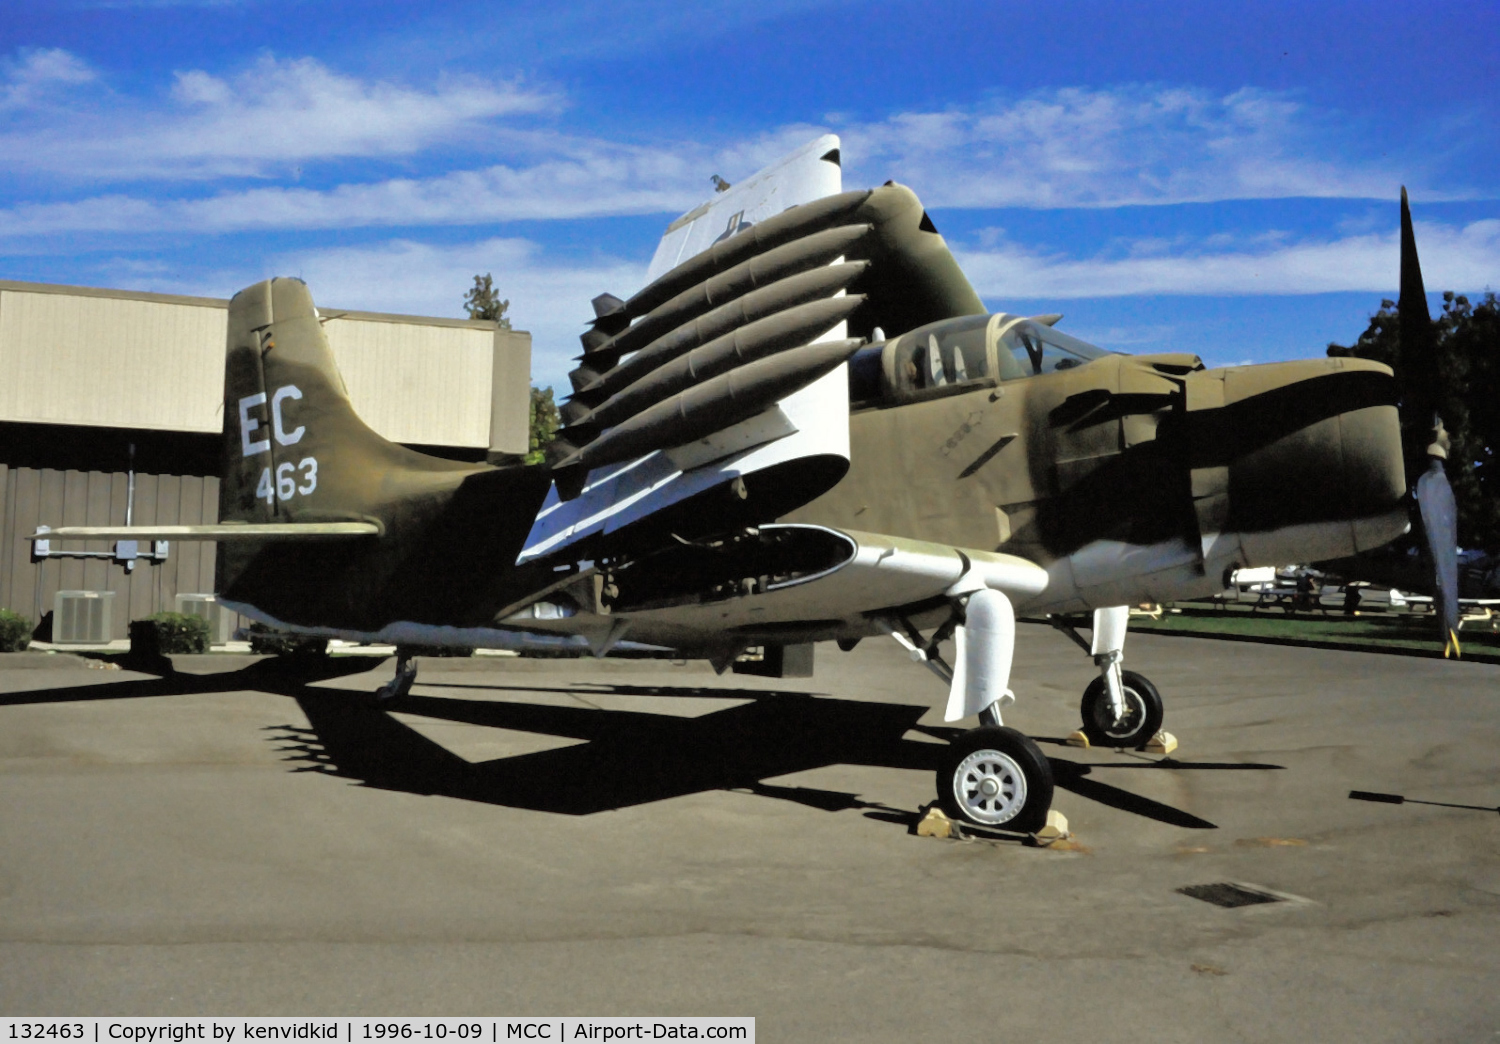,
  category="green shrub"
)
[245,621,328,657]
[0,609,32,652]
[142,612,211,654]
